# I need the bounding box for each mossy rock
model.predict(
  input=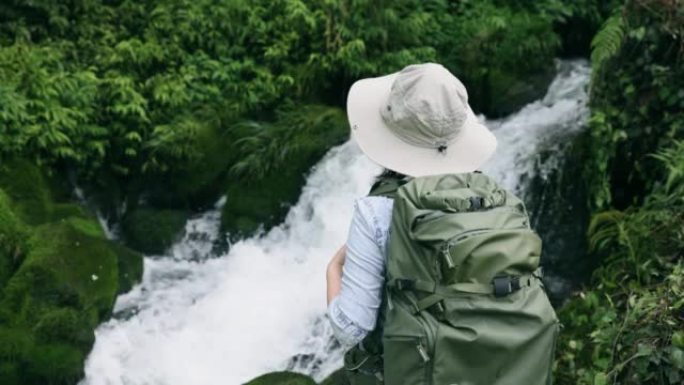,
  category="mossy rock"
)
[243,371,317,385]
[221,168,303,239]
[0,189,29,290]
[23,343,84,385]
[320,369,349,385]
[0,159,53,226]
[109,241,143,294]
[121,208,189,254]
[2,264,81,318]
[0,326,34,361]
[32,307,95,349]
[143,124,234,210]
[13,221,119,319]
